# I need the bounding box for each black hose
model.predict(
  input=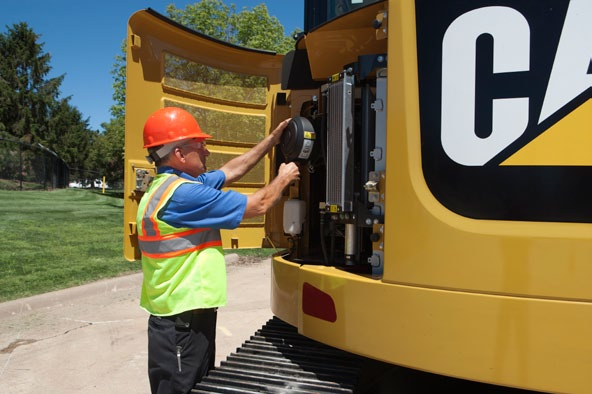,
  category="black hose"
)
[320,212,329,265]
